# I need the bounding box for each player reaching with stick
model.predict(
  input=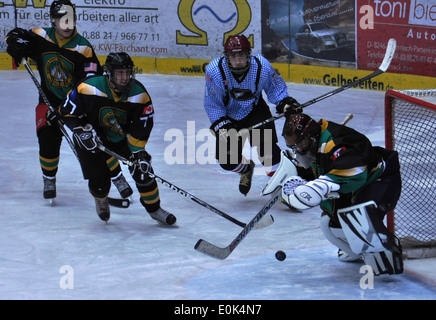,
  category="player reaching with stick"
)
[5,0,132,202]
[263,111,403,276]
[59,52,177,225]
[204,34,301,195]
